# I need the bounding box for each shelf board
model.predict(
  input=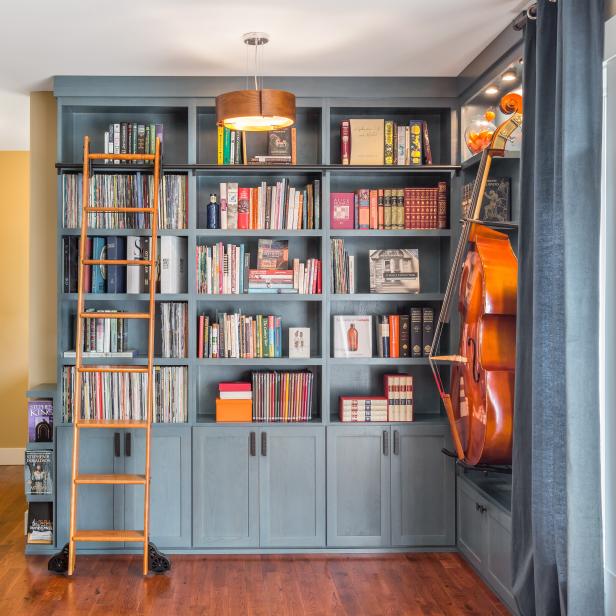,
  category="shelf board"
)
[195,357,323,366]
[62,293,189,301]
[330,293,444,302]
[61,228,189,237]
[196,294,322,302]
[331,229,451,237]
[26,383,56,399]
[56,162,189,173]
[461,150,520,170]
[328,357,430,366]
[196,229,322,238]
[61,356,189,366]
[26,494,54,502]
